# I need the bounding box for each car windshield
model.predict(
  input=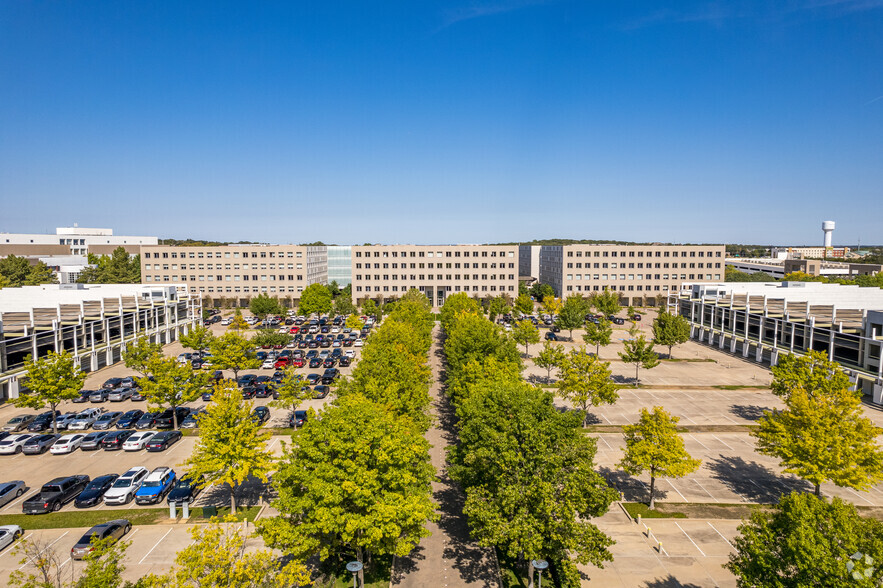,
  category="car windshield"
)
[77,532,98,544]
[0,485,11,495]
[173,479,193,489]
[86,480,107,489]
[112,478,133,488]
[142,481,161,488]
[8,416,24,424]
